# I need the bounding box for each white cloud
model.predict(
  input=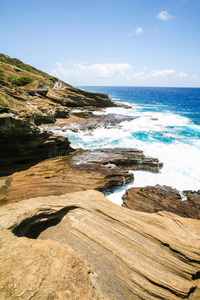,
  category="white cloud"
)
[178,72,187,77]
[135,27,143,35]
[51,62,133,82]
[150,69,176,77]
[192,74,199,79]
[51,62,194,86]
[89,63,133,78]
[157,10,172,21]
[127,32,133,37]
